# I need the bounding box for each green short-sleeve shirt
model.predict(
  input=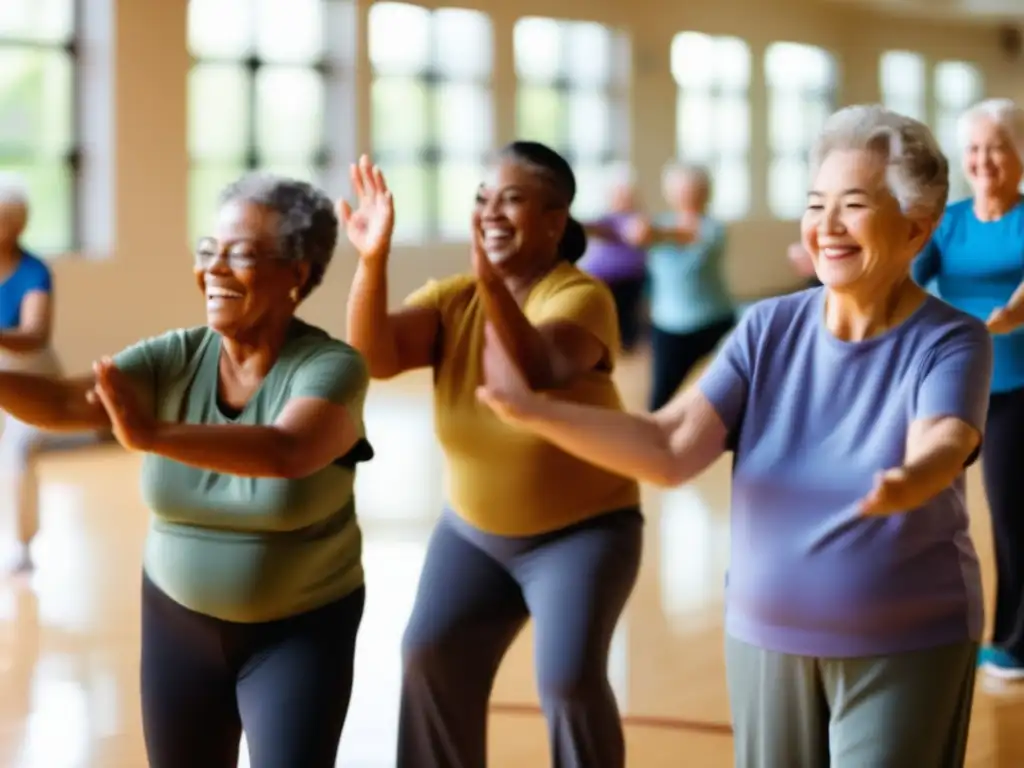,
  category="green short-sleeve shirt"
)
[113,319,369,623]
